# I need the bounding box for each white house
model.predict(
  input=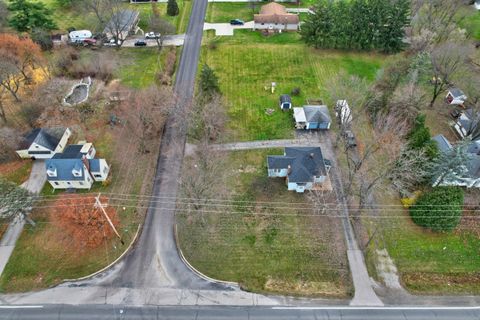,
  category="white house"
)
[253,3,300,32]
[293,105,331,130]
[267,147,331,193]
[446,88,467,105]
[335,100,352,126]
[68,30,93,43]
[45,142,110,190]
[16,127,71,160]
